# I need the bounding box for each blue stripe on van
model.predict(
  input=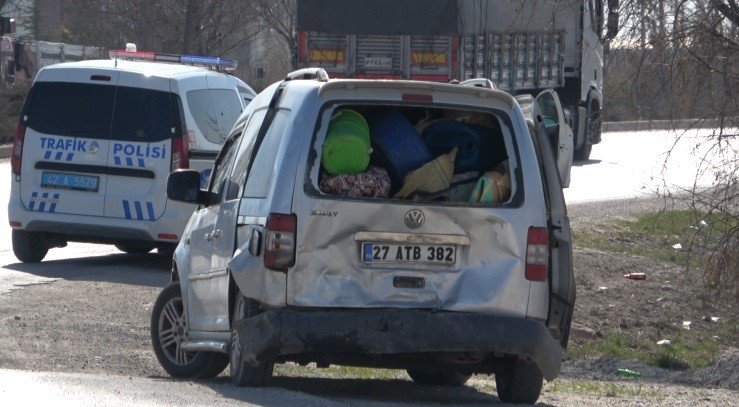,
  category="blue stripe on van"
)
[122,200,132,219]
[138,158,145,168]
[44,151,52,160]
[49,193,60,213]
[54,151,63,160]
[65,152,74,161]
[114,156,121,166]
[134,201,144,220]
[126,157,133,167]
[146,202,155,221]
